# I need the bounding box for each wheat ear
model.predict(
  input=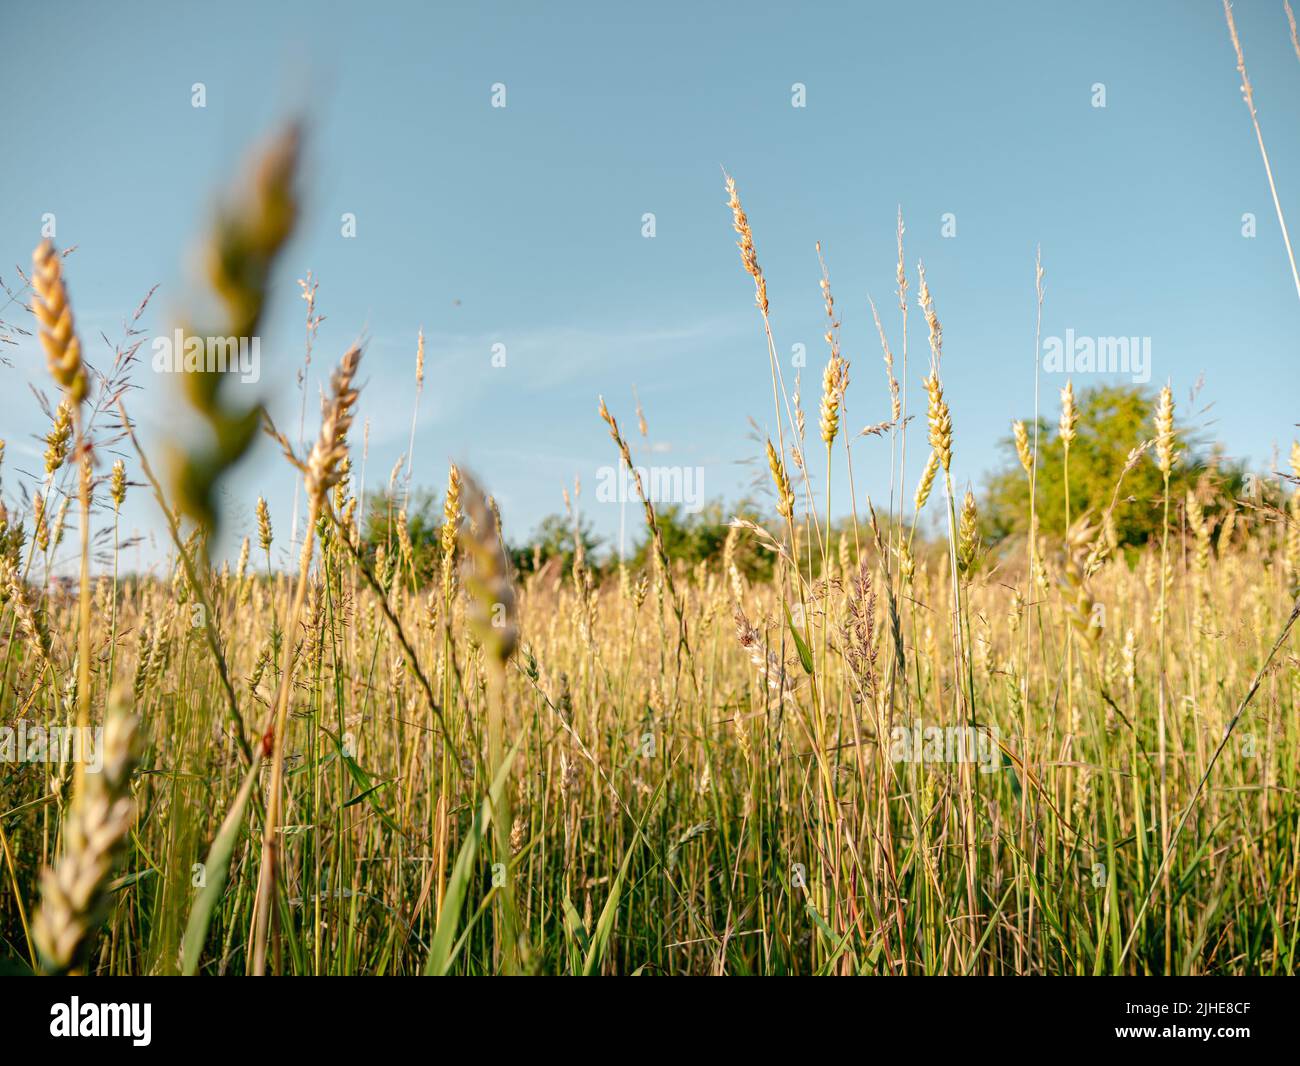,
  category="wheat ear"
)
[32,694,139,975]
